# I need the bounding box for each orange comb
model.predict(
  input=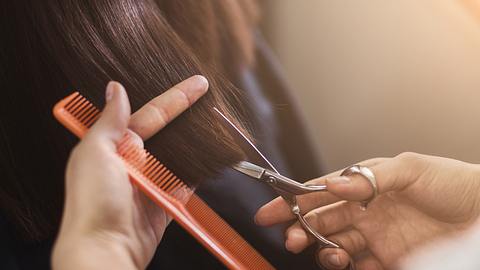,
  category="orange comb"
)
[53,92,275,270]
